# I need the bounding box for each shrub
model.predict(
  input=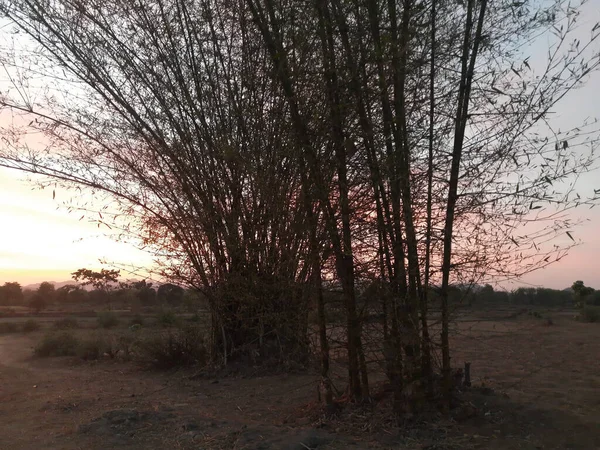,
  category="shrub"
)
[187,313,201,323]
[136,325,207,369]
[129,315,145,327]
[0,322,19,333]
[34,332,79,357]
[579,306,600,323]
[117,334,136,360]
[22,319,41,332]
[76,337,106,360]
[156,311,178,327]
[76,333,137,360]
[53,317,79,330]
[97,311,120,329]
